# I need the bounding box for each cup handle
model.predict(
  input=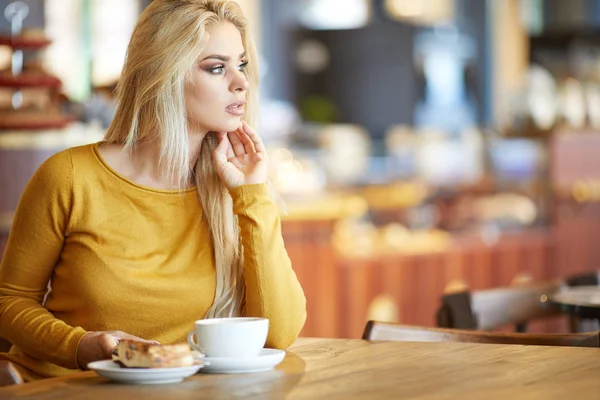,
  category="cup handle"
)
[187,332,197,350]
